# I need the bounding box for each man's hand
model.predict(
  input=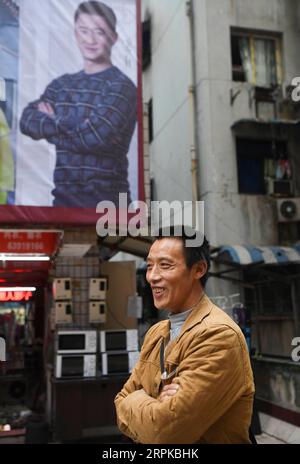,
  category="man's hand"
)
[158,382,180,403]
[38,101,55,116]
